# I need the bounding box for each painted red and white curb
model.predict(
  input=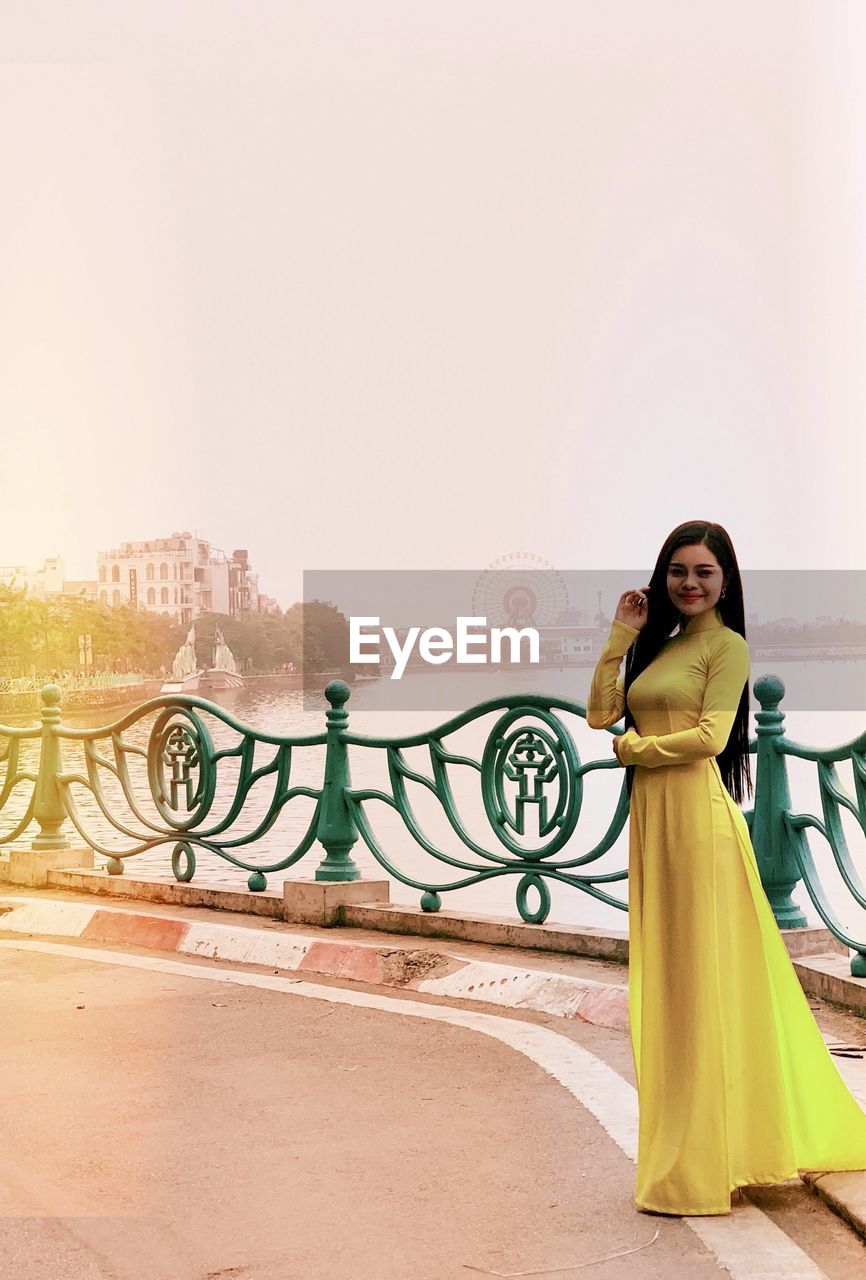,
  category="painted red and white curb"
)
[2,935,861,1275]
[3,896,864,1112]
[0,895,629,1030]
